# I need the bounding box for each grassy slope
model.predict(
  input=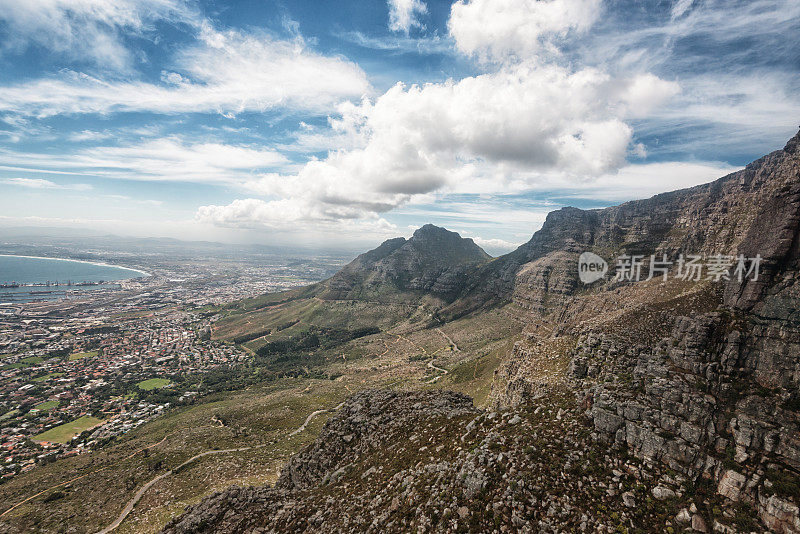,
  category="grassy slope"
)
[0,380,350,533]
[0,290,524,533]
[69,351,98,361]
[137,378,172,390]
